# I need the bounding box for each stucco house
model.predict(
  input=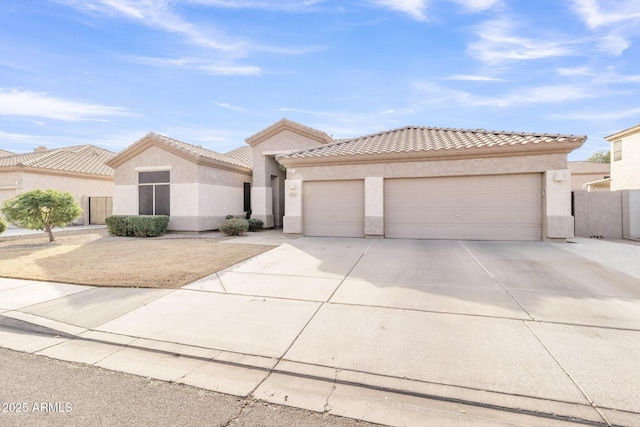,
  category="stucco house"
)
[606,123,640,191]
[111,119,585,241]
[106,133,253,231]
[0,145,115,225]
[568,161,610,192]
